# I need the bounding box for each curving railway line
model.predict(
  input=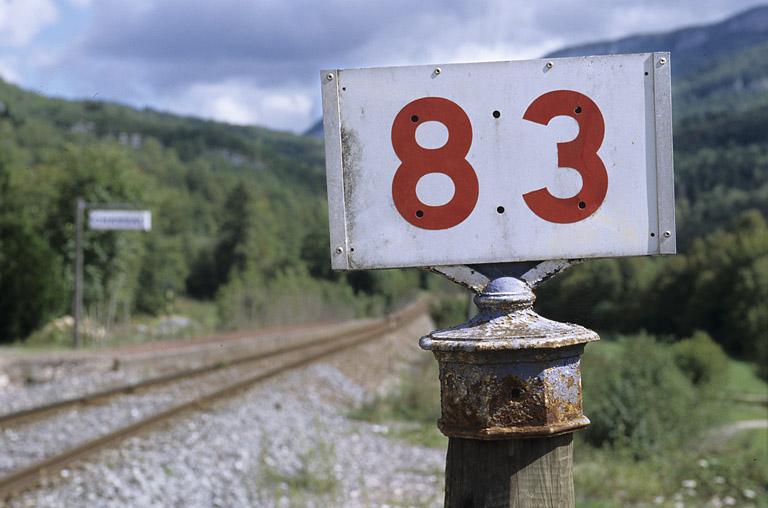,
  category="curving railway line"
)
[0,300,427,501]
